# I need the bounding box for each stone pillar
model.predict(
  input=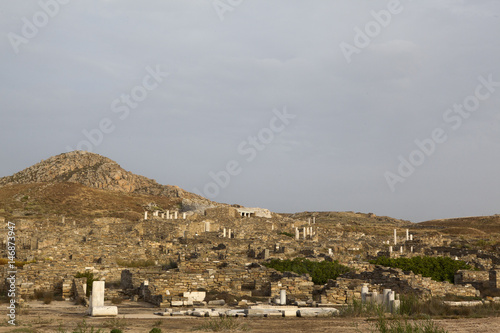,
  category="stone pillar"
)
[144,211,148,220]
[394,229,397,245]
[228,229,232,239]
[204,222,210,232]
[303,227,306,240]
[280,290,287,305]
[61,216,65,224]
[313,217,316,224]
[389,246,393,253]
[166,210,170,219]
[223,228,227,238]
[272,224,274,231]
[391,299,400,314]
[411,246,414,253]
[92,281,105,307]
[183,212,187,219]
[383,289,391,305]
[174,211,178,219]
[361,284,369,303]
[153,210,159,217]
[328,248,333,255]
[410,234,413,241]
[400,246,403,254]
[371,291,378,304]
[406,229,409,241]
[310,227,313,236]
[295,228,299,240]
[387,291,395,312]
[308,218,311,225]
